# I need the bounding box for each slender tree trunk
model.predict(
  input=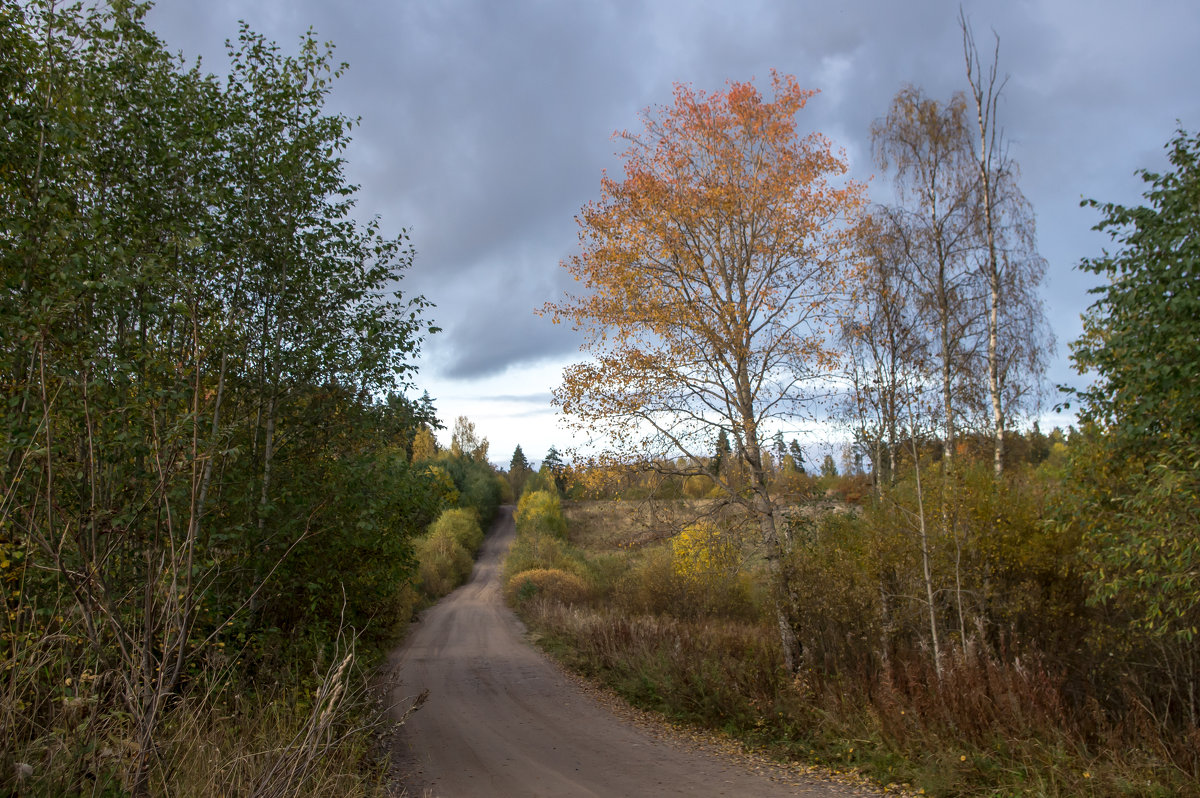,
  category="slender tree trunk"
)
[740,404,800,674]
[758,500,800,674]
[258,391,276,540]
[962,10,1006,479]
[879,579,893,674]
[939,279,954,470]
[909,420,942,679]
[980,130,1003,479]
